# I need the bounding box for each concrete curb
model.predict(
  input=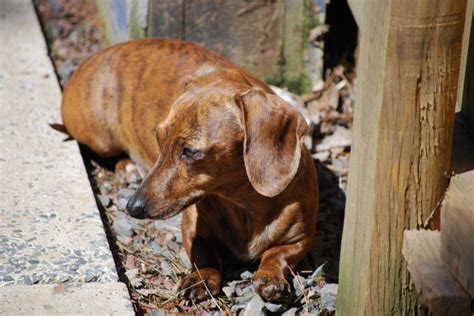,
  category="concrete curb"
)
[0,283,134,315]
[0,0,133,314]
